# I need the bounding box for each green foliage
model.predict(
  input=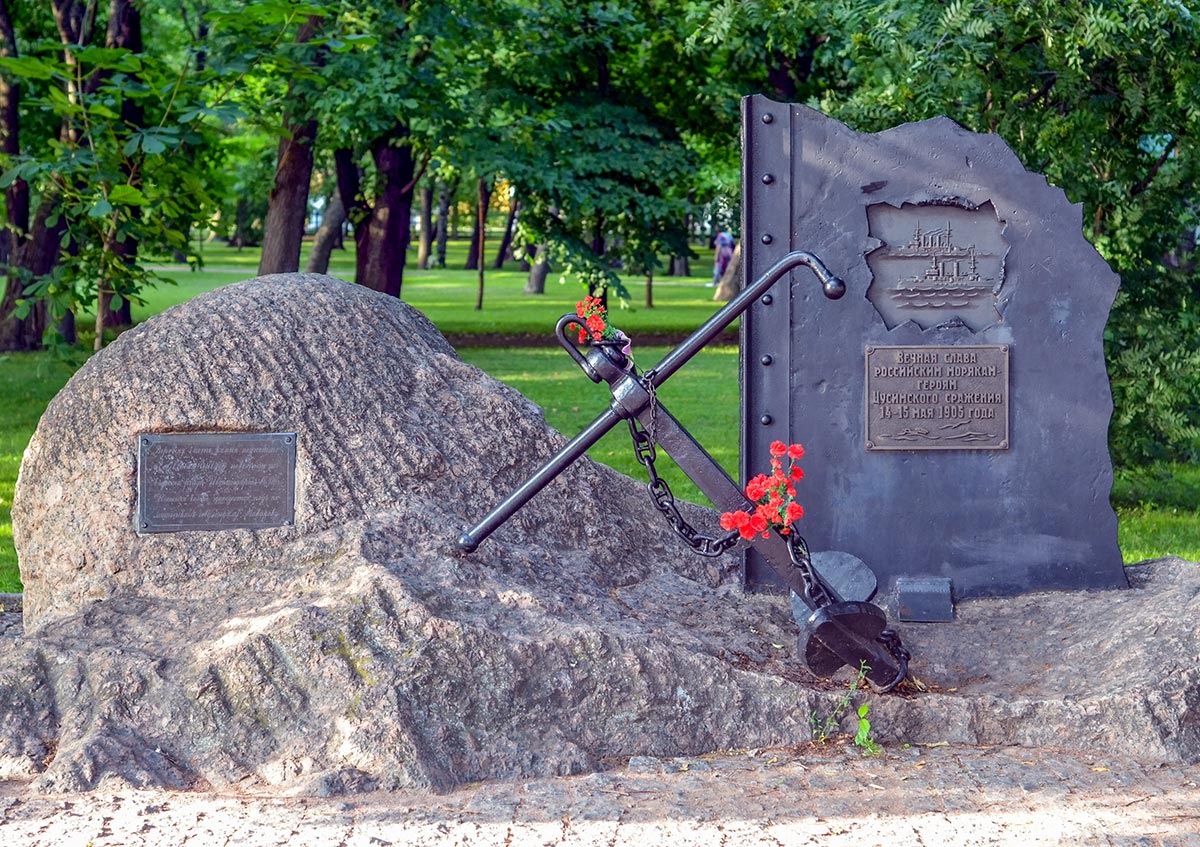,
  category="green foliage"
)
[853,702,881,756]
[810,661,880,755]
[1113,462,1200,513]
[453,0,705,301]
[1107,288,1200,465]
[744,0,1200,465]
